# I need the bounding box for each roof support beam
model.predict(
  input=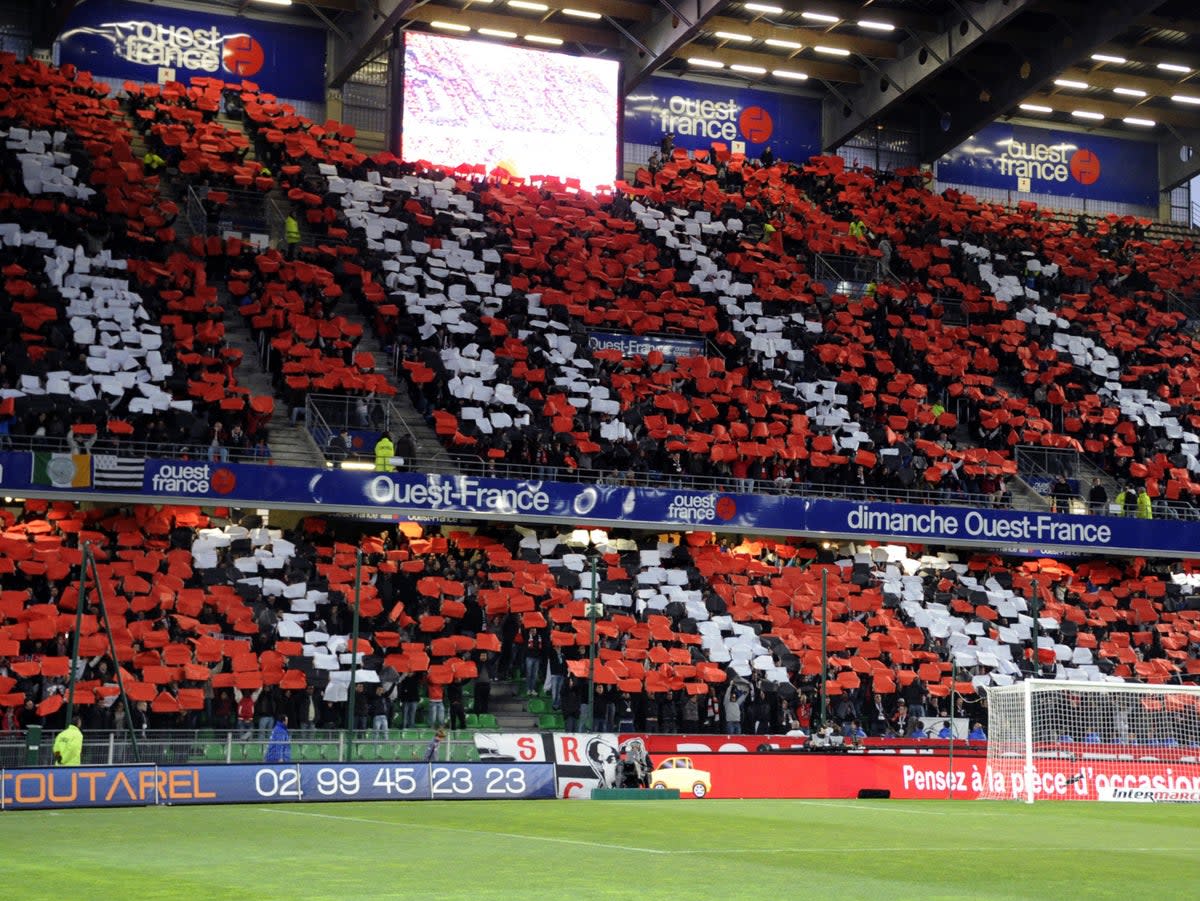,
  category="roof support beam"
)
[1017,92,1198,130]
[822,0,1039,152]
[401,7,620,48]
[1158,128,1200,193]
[675,45,861,84]
[913,0,1172,161]
[623,0,733,92]
[328,0,417,90]
[704,16,900,58]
